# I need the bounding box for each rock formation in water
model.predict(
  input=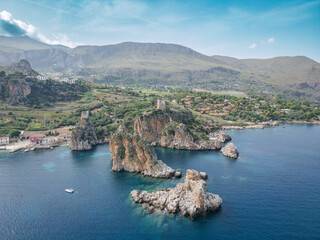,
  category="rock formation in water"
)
[109,126,178,178]
[200,171,208,180]
[221,142,239,159]
[70,111,98,150]
[130,169,222,219]
[134,109,223,150]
